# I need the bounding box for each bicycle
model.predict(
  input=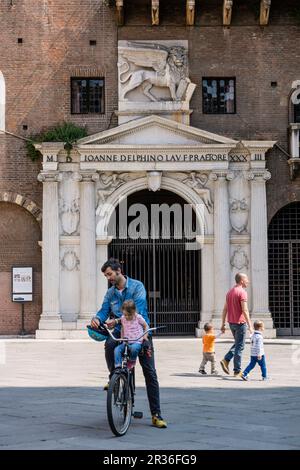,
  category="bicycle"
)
[104,324,160,437]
